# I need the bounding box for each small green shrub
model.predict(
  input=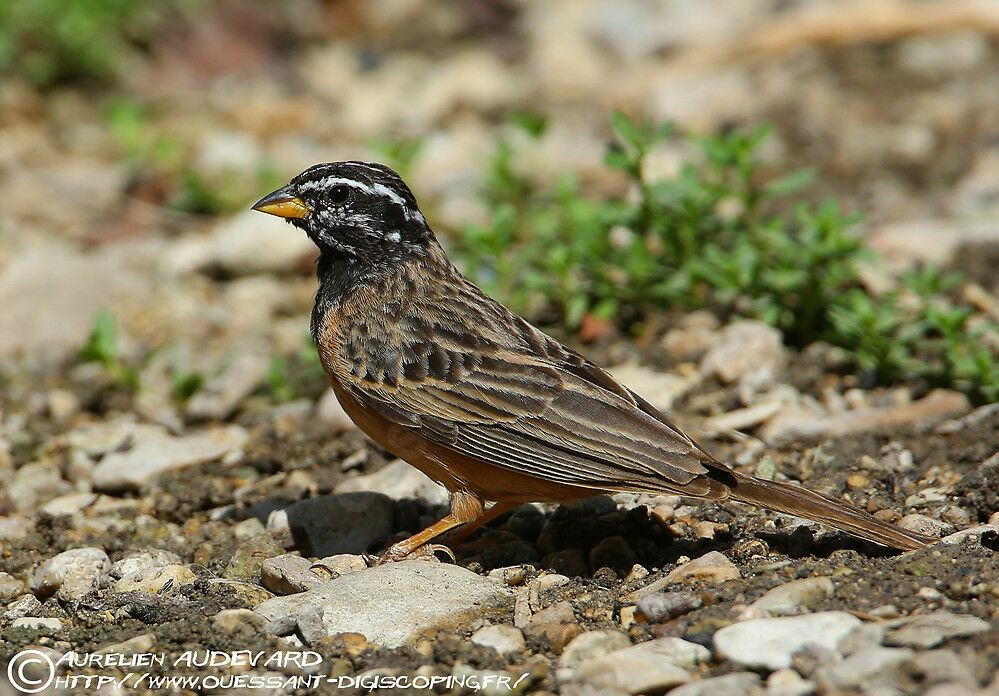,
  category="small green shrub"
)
[452,112,999,402]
